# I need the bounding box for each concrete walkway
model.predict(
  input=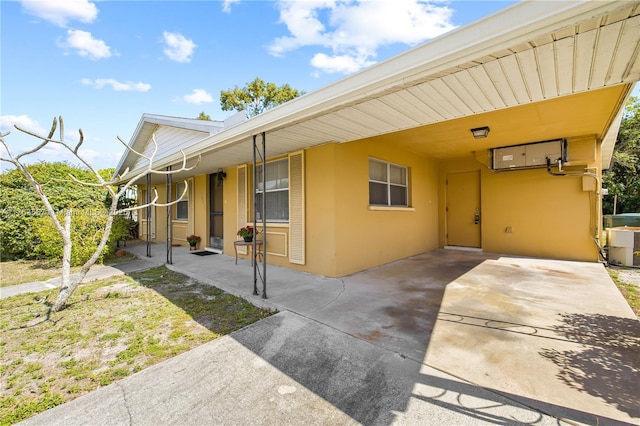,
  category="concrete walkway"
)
[17,244,640,425]
[0,257,162,299]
